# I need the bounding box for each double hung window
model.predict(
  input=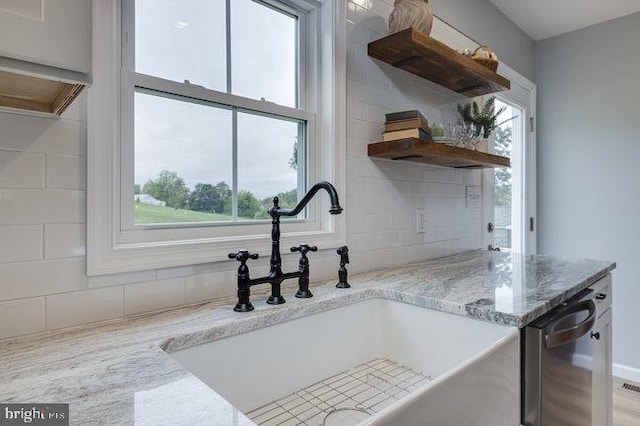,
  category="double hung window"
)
[88,0,345,275]
[122,0,310,226]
